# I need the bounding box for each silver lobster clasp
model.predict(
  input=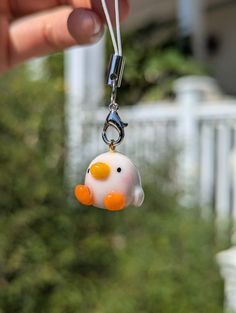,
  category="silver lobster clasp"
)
[102,110,128,147]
